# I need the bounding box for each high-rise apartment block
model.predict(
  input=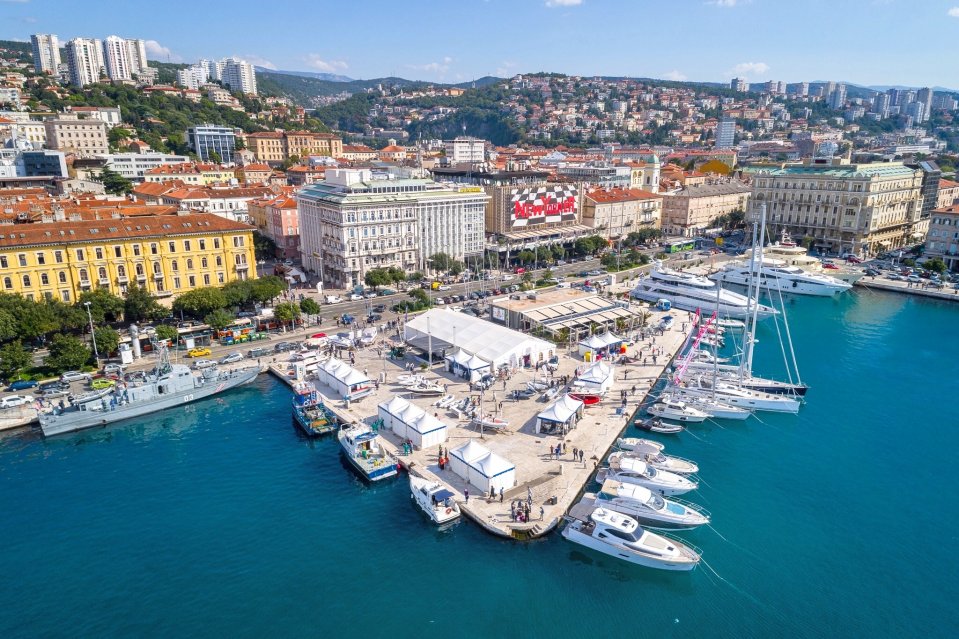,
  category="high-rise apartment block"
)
[65,38,105,87]
[715,118,736,149]
[444,137,485,164]
[220,58,257,95]
[730,78,748,92]
[30,34,61,75]
[102,36,148,81]
[828,84,846,110]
